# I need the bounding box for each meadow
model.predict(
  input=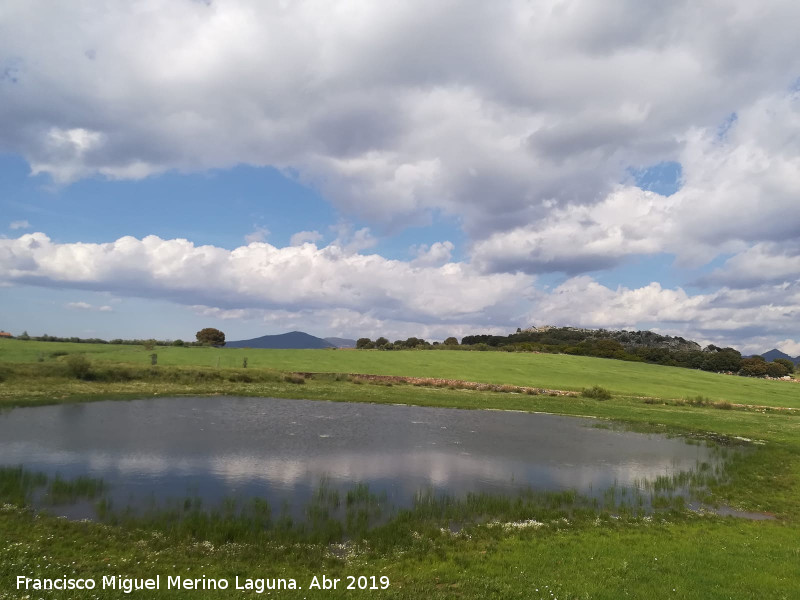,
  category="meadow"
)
[1,338,798,407]
[1,338,799,599]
